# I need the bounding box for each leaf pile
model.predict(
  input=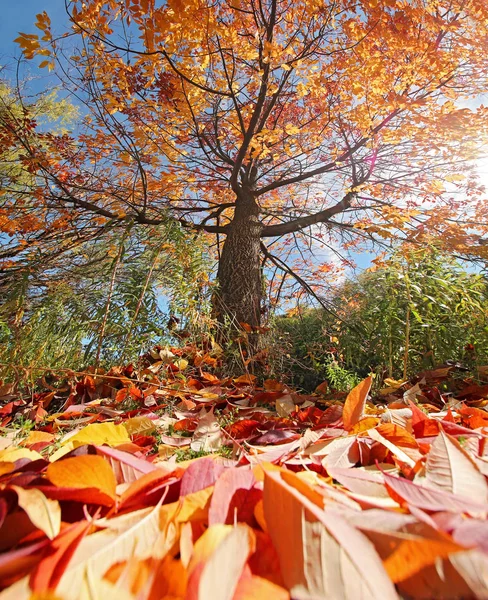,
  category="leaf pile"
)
[1,351,488,598]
